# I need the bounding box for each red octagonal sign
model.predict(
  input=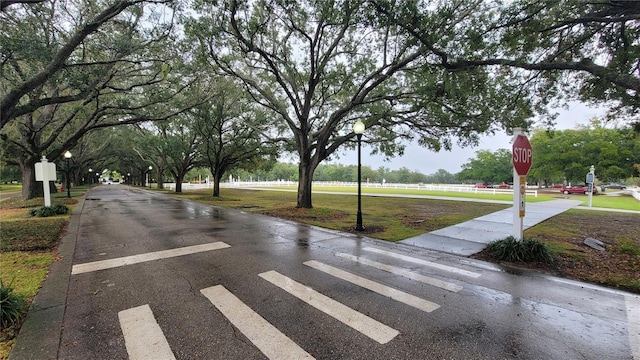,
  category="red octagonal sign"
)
[512,134,532,176]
